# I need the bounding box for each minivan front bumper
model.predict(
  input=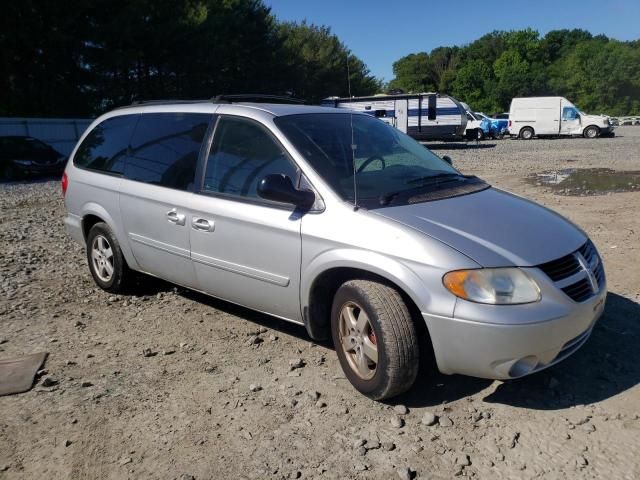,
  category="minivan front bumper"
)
[423,286,607,380]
